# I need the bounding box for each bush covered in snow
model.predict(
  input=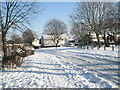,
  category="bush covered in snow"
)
[2,45,34,70]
